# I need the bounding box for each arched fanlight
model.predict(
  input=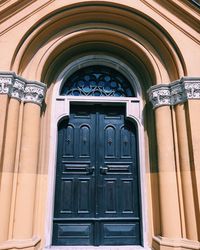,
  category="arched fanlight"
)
[60,66,136,97]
